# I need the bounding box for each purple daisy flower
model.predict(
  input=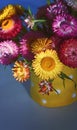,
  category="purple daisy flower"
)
[46,0,68,19]
[0,40,19,65]
[52,14,77,38]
